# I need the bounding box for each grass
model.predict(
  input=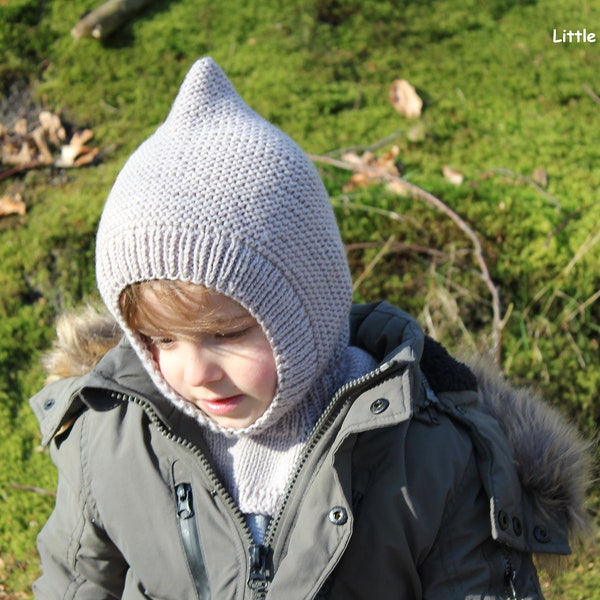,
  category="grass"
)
[0,0,598,597]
